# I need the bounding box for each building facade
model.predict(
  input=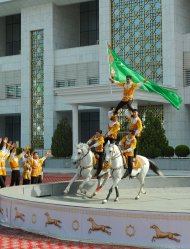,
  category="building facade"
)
[0,0,190,153]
